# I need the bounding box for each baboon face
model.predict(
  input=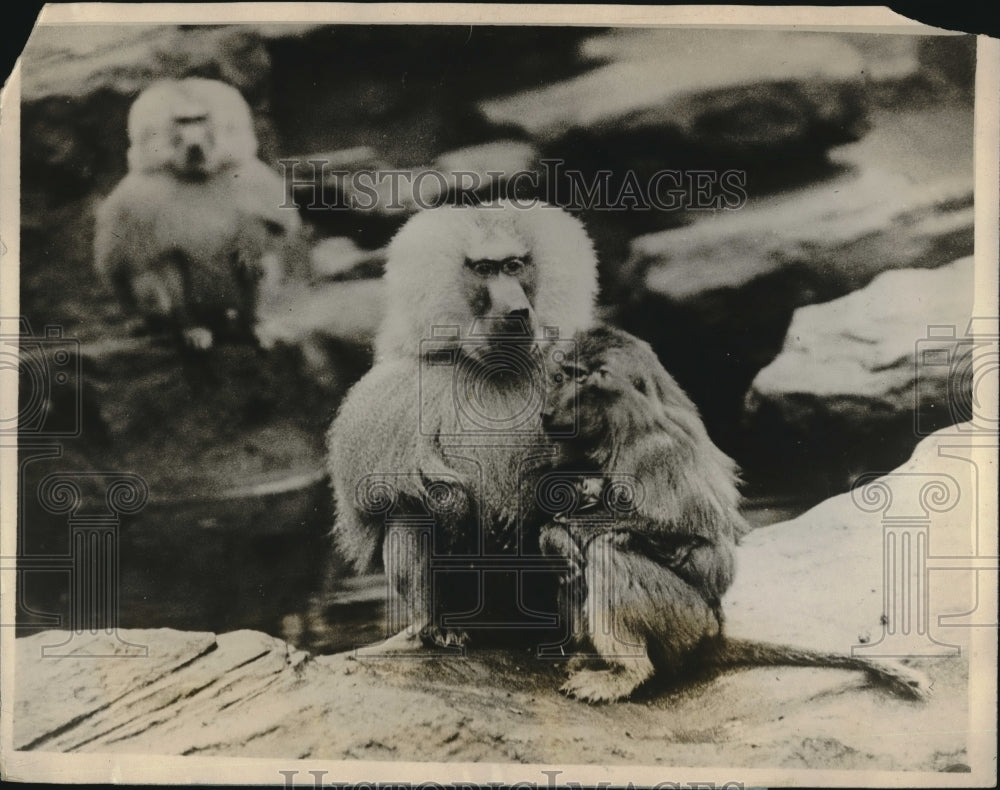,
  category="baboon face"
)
[543,327,674,451]
[376,202,599,361]
[460,225,538,340]
[167,102,215,178]
[127,79,257,177]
